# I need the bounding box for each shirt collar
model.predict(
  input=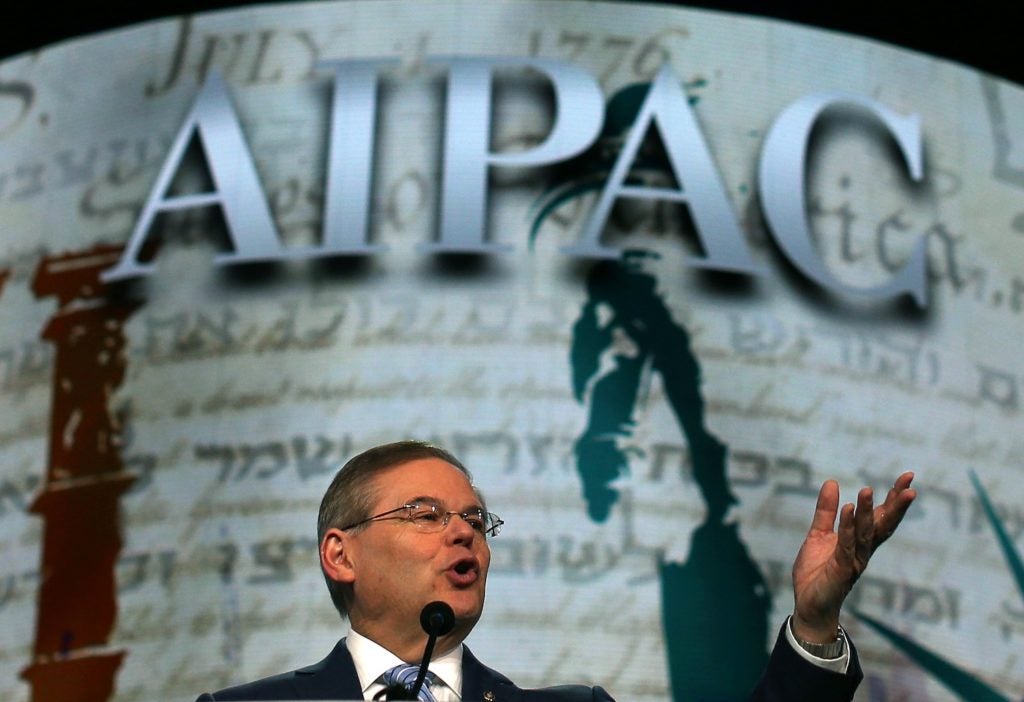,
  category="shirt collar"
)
[346,628,464,697]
